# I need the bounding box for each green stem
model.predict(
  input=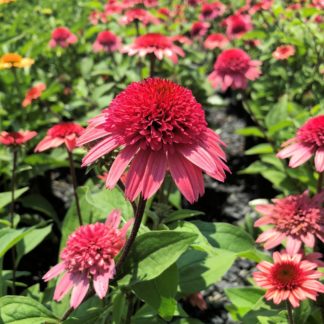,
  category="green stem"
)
[0,257,3,296]
[286,301,295,324]
[67,149,83,226]
[317,172,323,193]
[125,293,134,324]
[149,54,156,78]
